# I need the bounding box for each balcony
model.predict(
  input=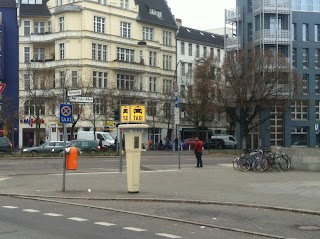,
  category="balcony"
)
[254,0,290,15]
[254,29,290,45]
[225,8,241,22]
[20,59,81,70]
[225,37,241,51]
[30,31,81,43]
